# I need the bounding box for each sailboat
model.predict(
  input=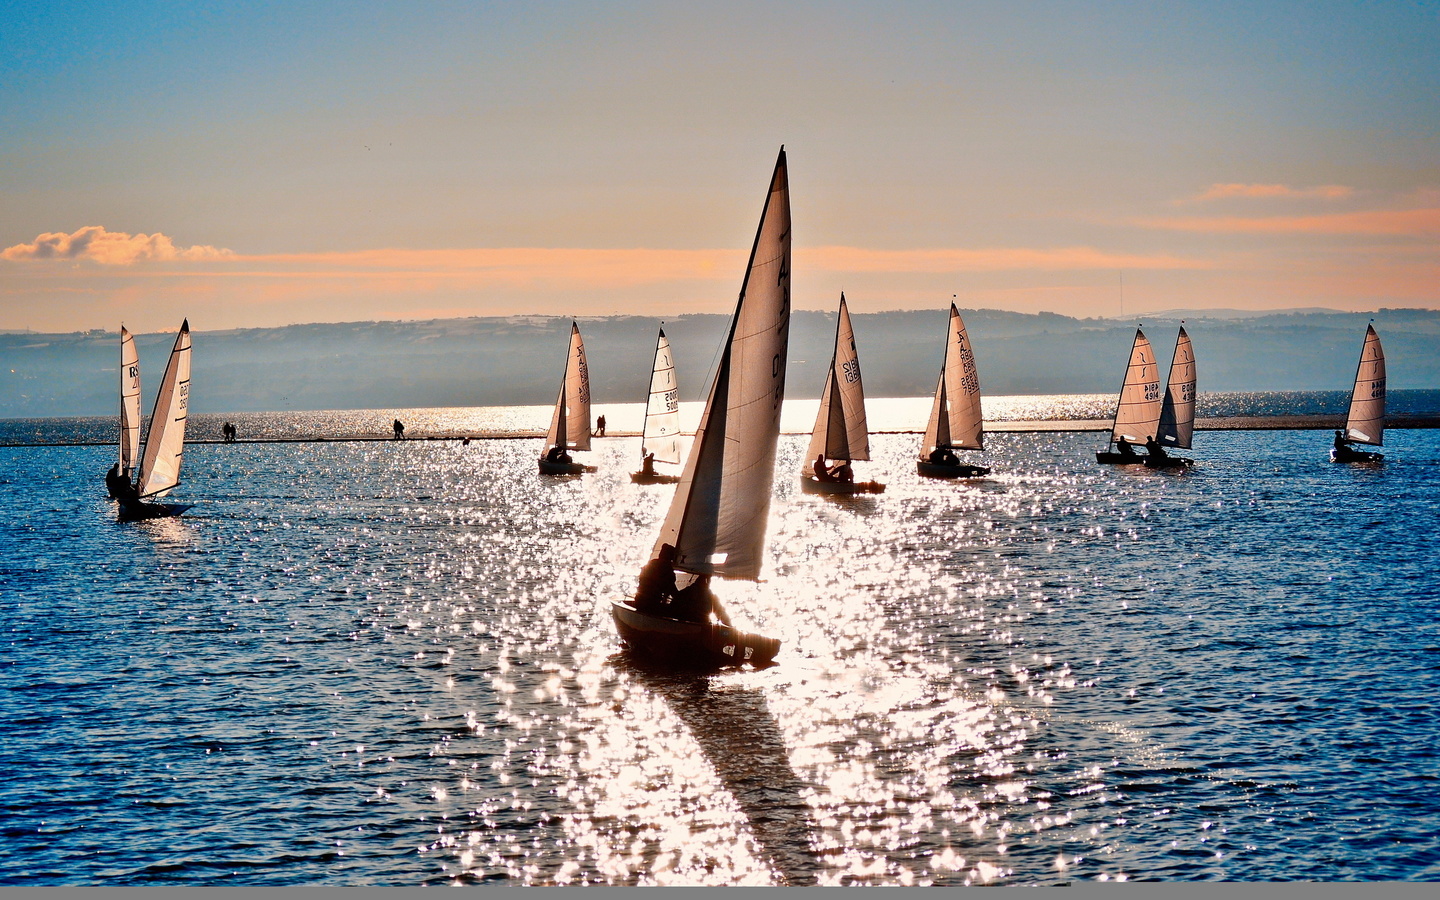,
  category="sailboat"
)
[117,320,194,520]
[1331,324,1385,463]
[917,304,990,478]
[1146,326,1196,469]
[538,321,597,475]
[1096,327,1162,464]
[610,147,791,670]
[801,294,884,494]
[106,326,143,498]
[630,328,683,485]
